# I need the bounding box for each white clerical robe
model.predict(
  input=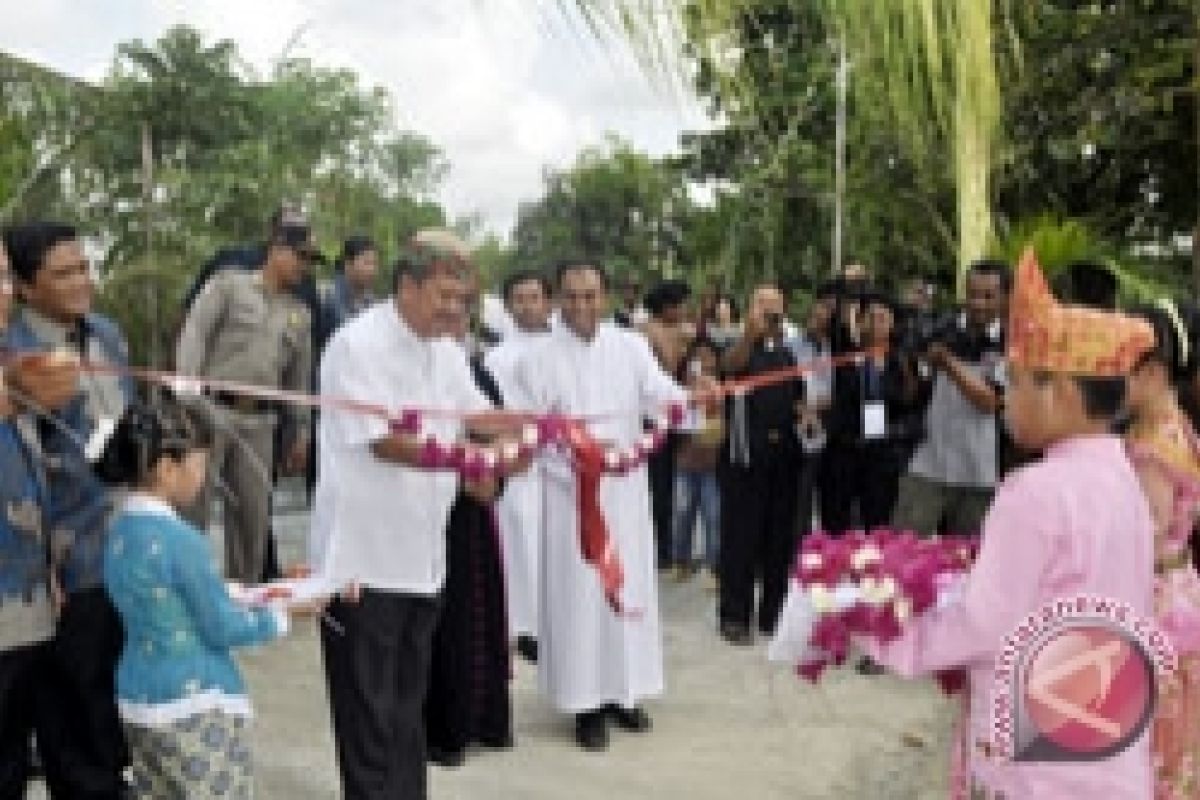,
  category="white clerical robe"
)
[516,323,687,712]
[485,329,550,638]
